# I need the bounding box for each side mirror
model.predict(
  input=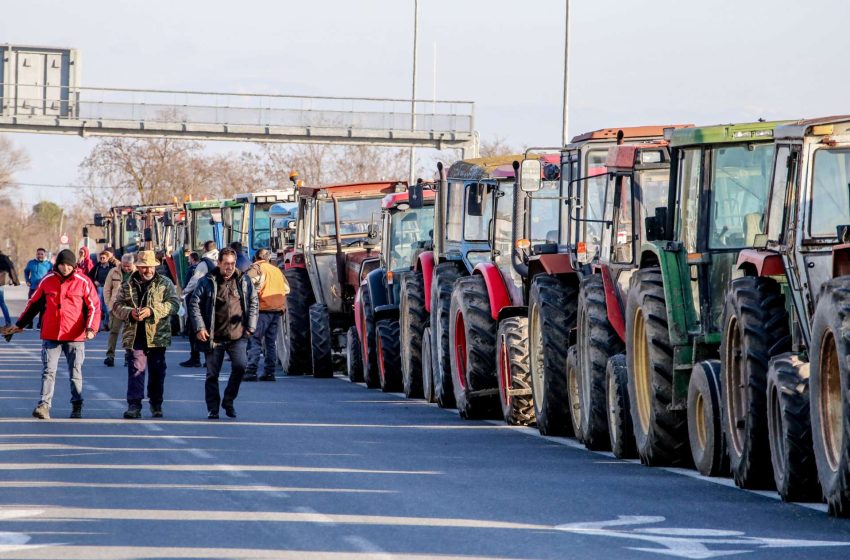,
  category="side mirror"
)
[162,212,174,227]
[408,180,424,209]
[143,227,153,242]
[466,183,486,217]
[93,213,104,227]
[752,233,769,249]
[287,221,297,230]
[368,223,379,239]
[82,226,89,238]
[520,159,542,192]
[125,217,138,231]
[97,238,107,244]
